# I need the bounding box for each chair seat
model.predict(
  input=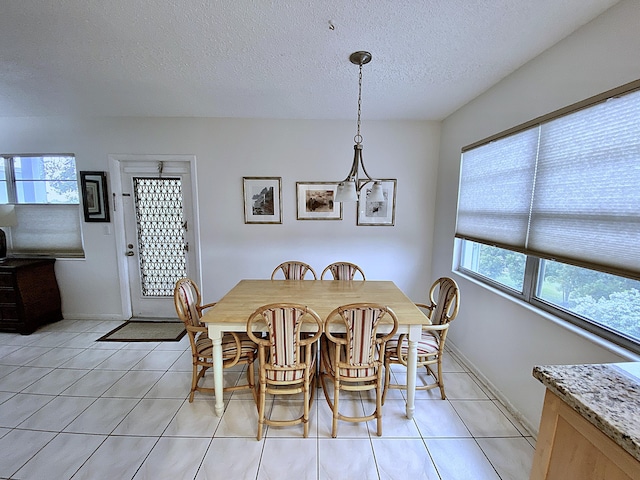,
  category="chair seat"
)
[196,332,257,359]
[386,331,440,358]
[322,342,377,378]
[265,347,316,382]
